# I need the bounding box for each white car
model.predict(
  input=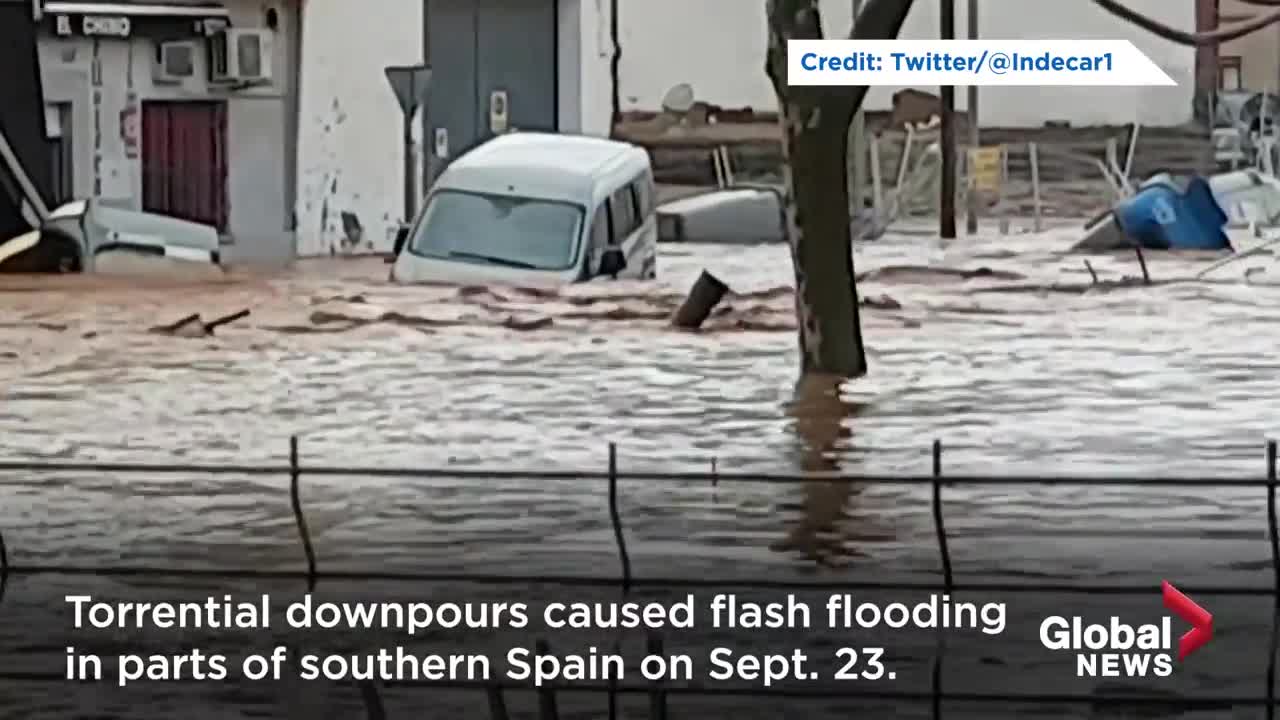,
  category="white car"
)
[391,132,657,286]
